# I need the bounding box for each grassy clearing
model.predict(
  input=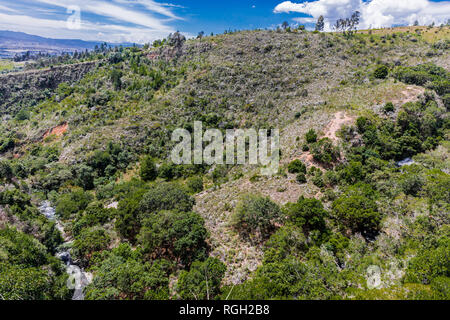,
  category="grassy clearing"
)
[0,59,13,72]
[358,26,450,43]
